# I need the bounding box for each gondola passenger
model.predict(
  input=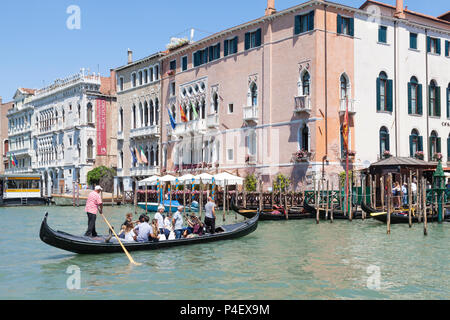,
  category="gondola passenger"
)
[134,215,152,242]
[173,206,184,239]
[163,211,174,240]
[149,219,160,242]
[154,205,165,235]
